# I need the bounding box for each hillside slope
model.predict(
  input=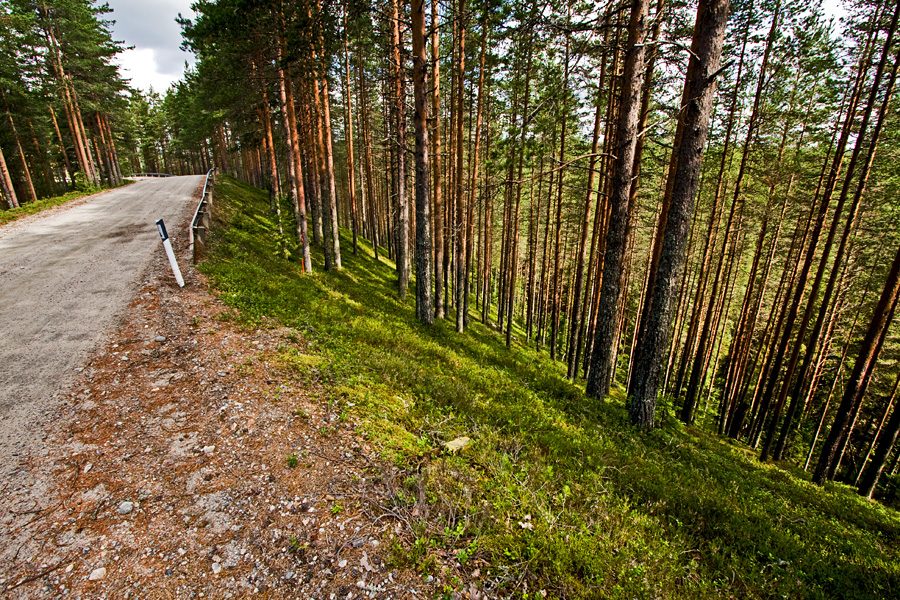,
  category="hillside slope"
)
[201,176,900,600]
